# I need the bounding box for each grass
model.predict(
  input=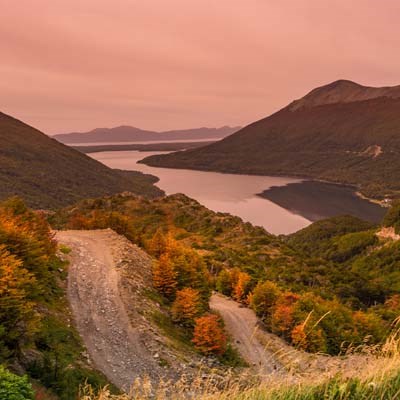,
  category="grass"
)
[77,325,400,400]
[59,244,72,254]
